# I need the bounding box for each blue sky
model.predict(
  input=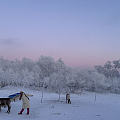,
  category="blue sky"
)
[0,0,120,67]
